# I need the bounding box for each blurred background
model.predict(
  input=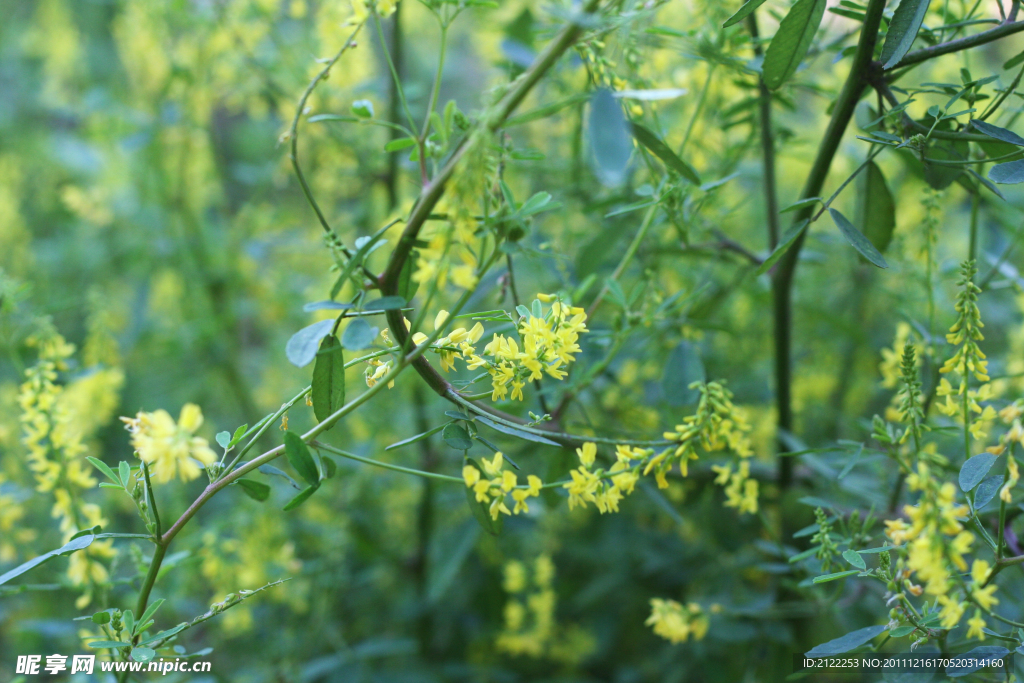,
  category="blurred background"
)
[1,0,1023,680]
